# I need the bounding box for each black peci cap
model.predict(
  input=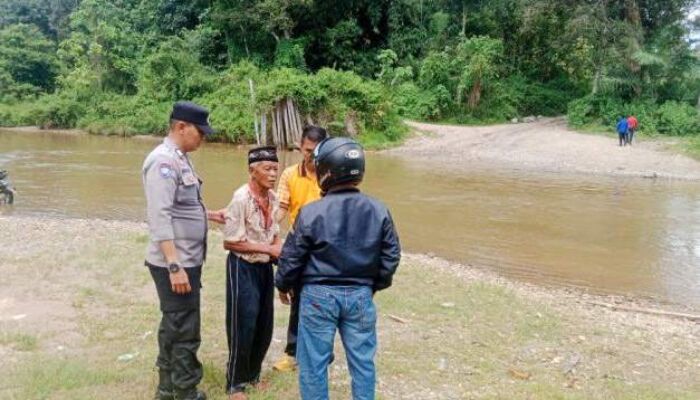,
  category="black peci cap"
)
[170,101,215,136]
[248,146,278,165]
